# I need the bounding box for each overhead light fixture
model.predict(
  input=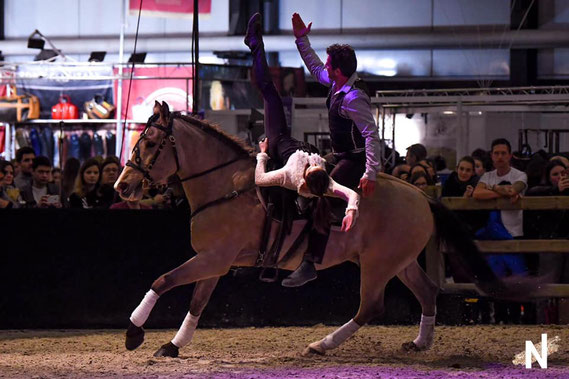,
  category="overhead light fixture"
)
[442,111,455,115]
[88,51,106,62]
[27,29,66,59]
[128,52,147,63]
